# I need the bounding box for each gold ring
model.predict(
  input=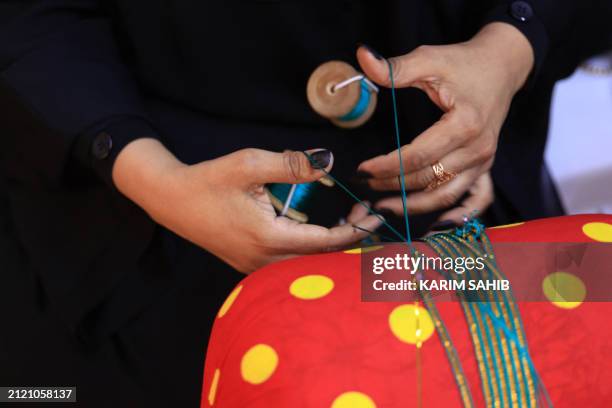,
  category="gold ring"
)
[426,161,457,191]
